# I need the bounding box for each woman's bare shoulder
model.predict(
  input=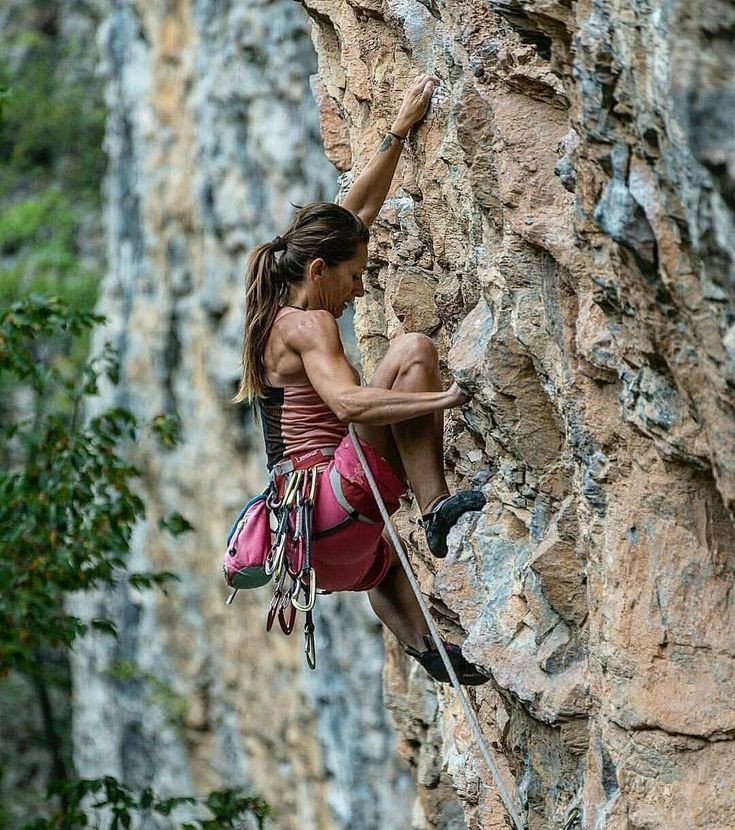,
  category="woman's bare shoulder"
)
[267,309,343,381]
[283,309,342,353]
